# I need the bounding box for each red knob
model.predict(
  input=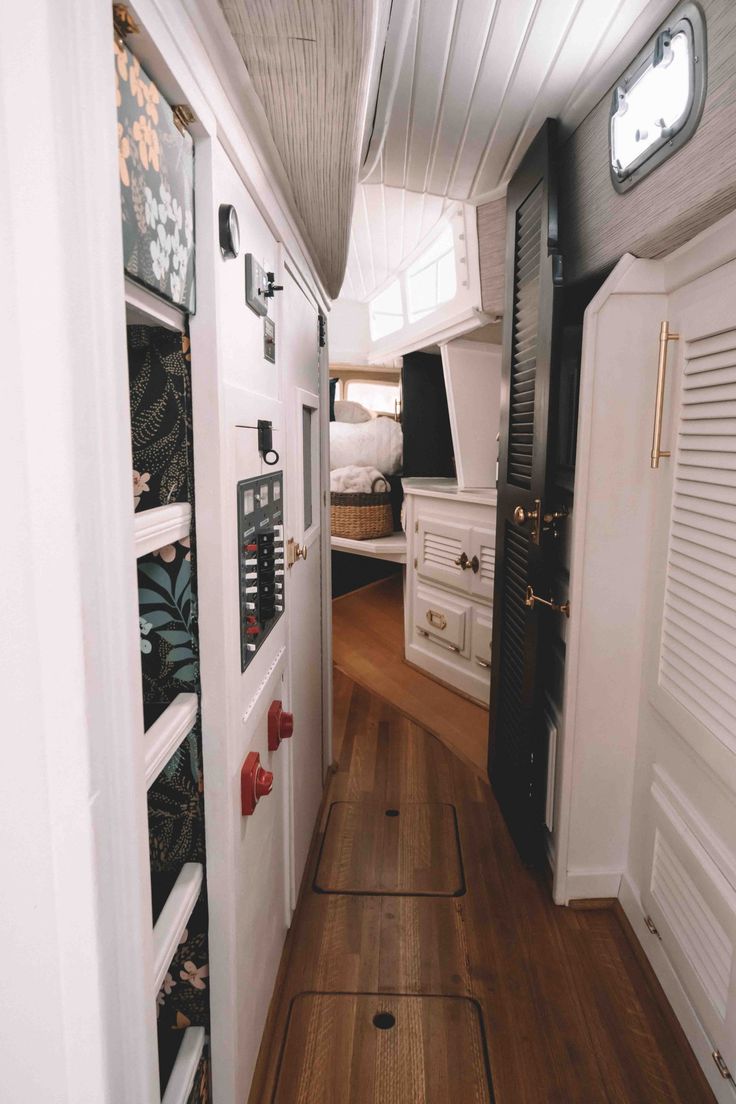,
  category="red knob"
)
[241,751,274,815]
[268,699,295,751]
